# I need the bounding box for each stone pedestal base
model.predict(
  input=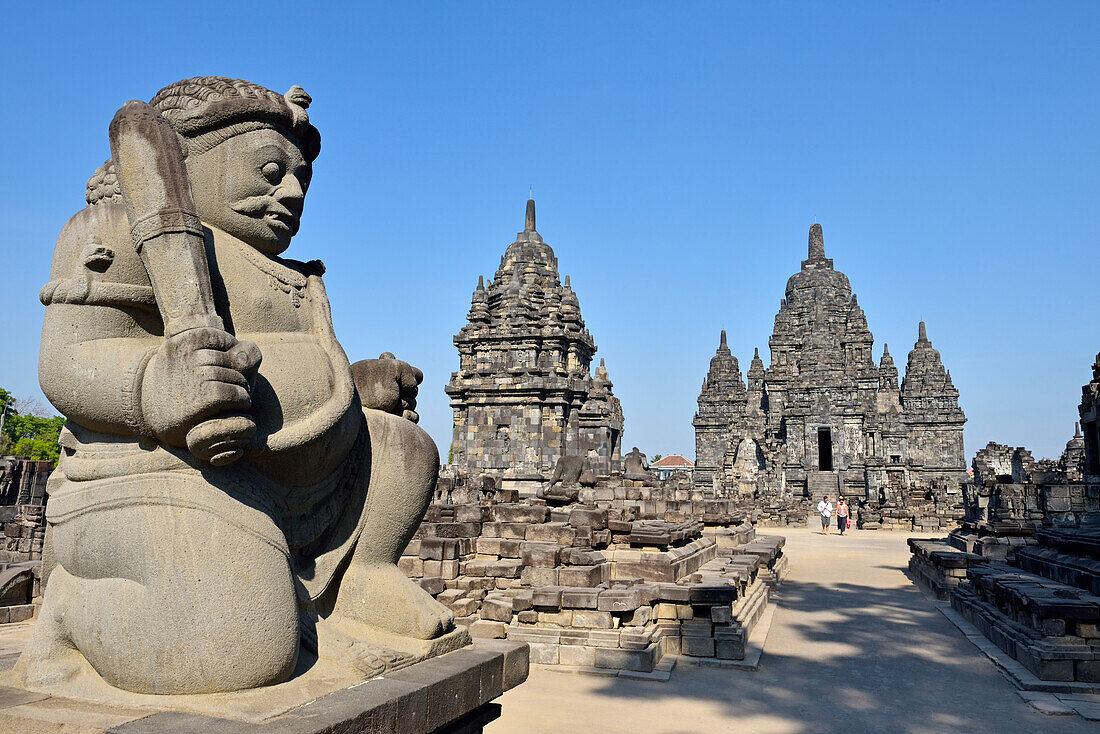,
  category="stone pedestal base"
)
[0,640,528,733]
